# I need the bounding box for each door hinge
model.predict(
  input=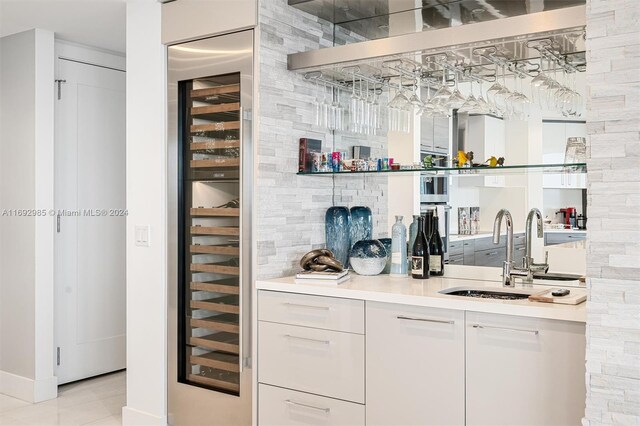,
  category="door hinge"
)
[56,347,61,366]
[55,79,66,100]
